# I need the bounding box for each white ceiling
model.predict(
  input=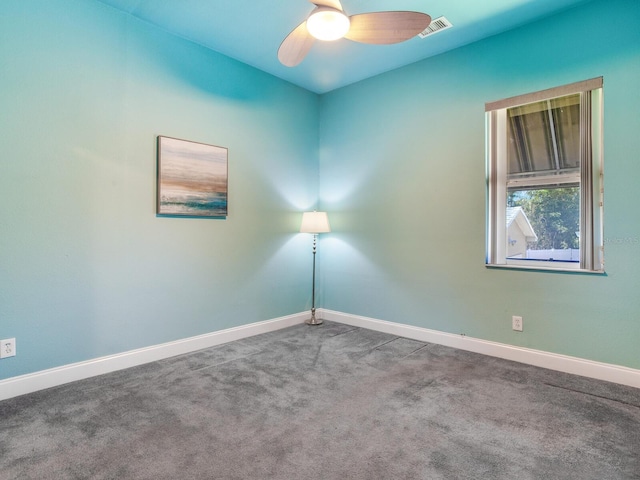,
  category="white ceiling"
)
[94,0,594,93]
